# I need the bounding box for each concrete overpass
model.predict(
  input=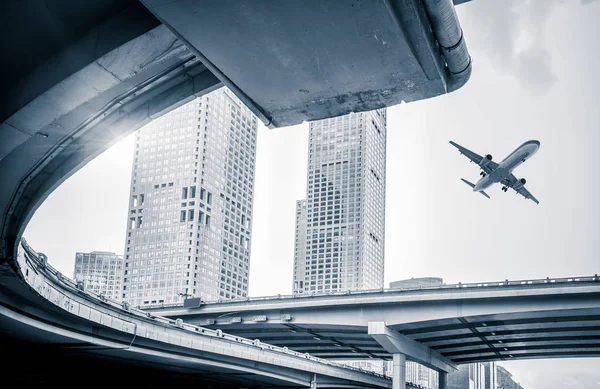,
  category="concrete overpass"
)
[1,239,393,388]
[146,276,600,383]
[0,1,597,388]
[0,1,473,387]
[0,0,472,266]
